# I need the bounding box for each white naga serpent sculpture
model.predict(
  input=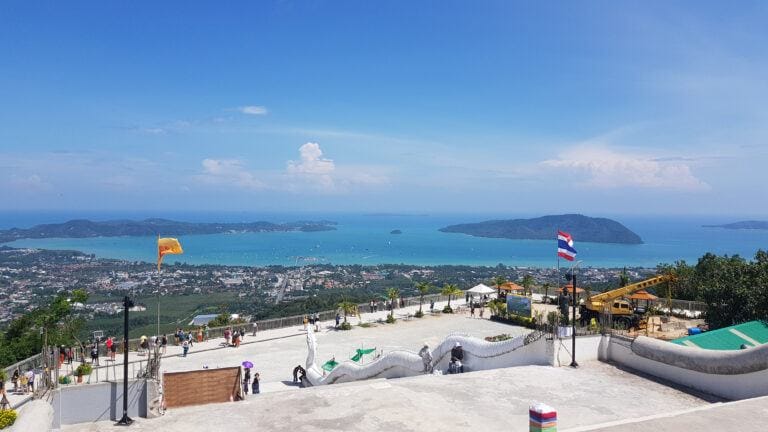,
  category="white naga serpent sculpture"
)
[304,327,545,386]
